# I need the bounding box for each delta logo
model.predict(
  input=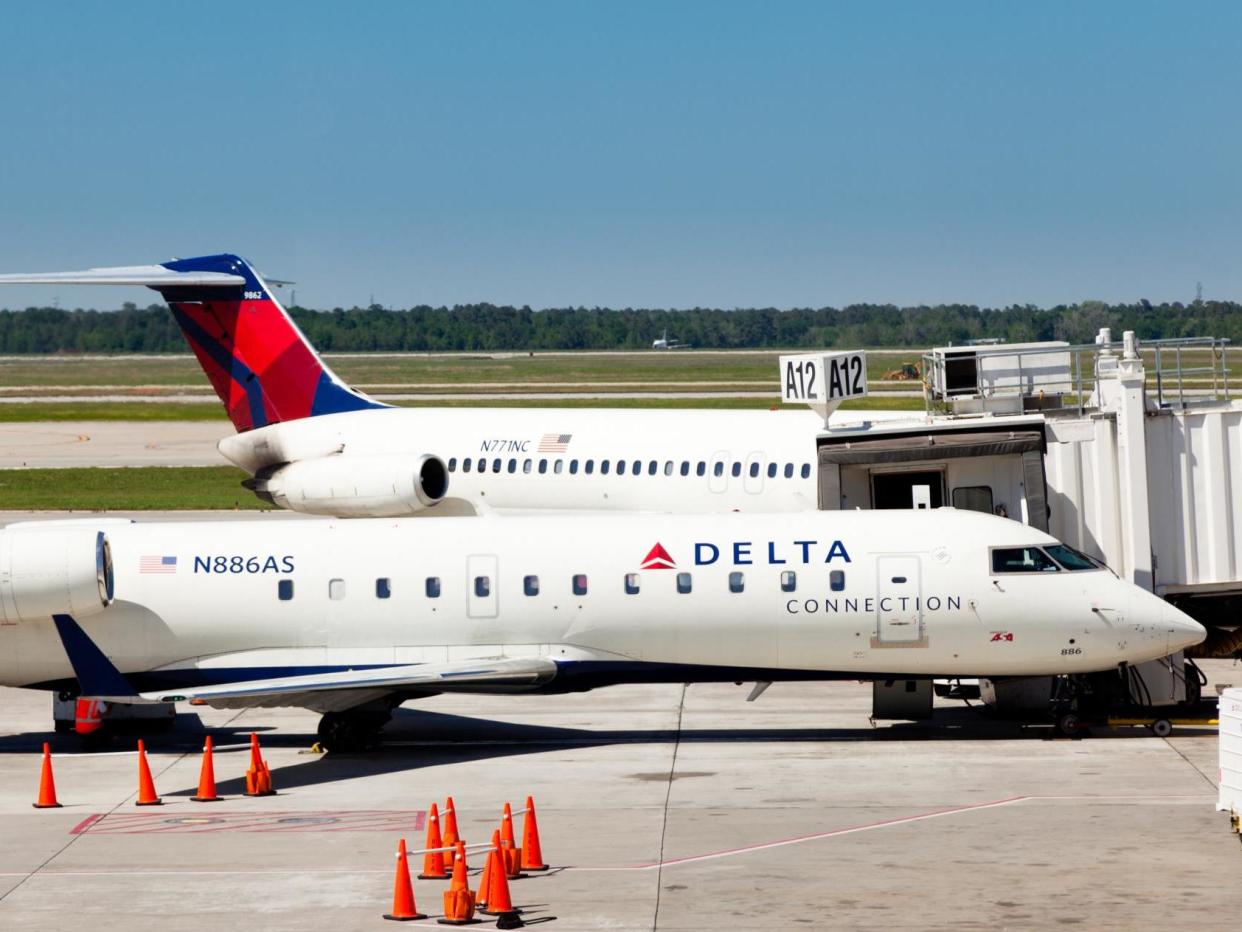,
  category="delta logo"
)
[640,543,676,570]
